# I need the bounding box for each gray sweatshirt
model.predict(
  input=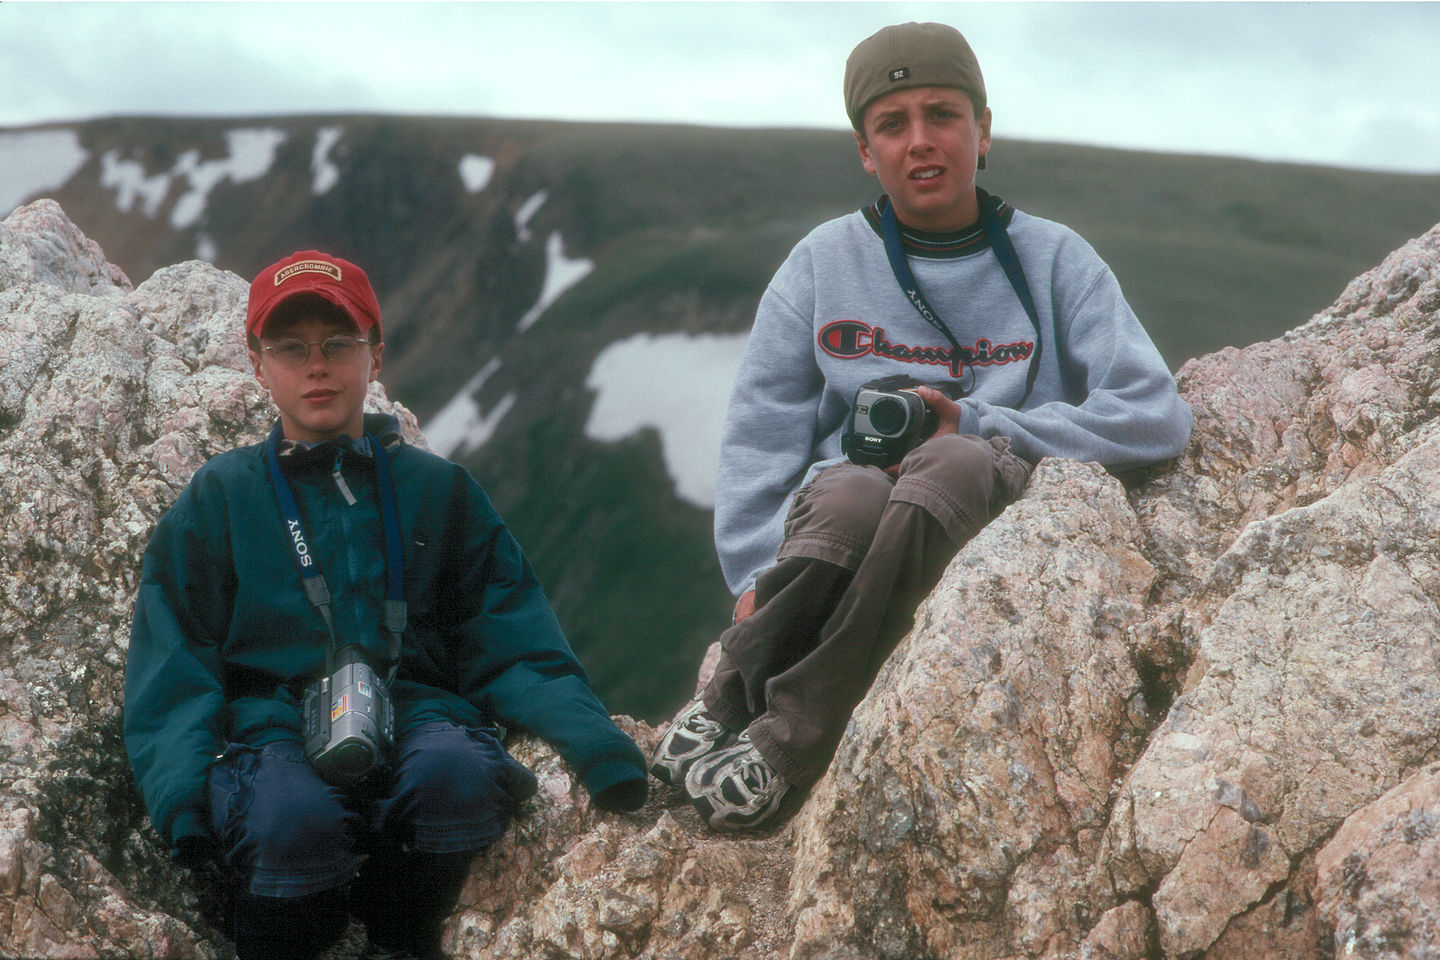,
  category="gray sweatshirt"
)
[713,198,1192,596]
